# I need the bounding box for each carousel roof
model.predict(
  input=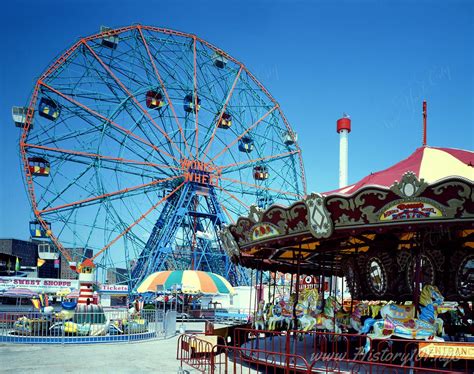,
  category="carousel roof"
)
[327,146,473,196]
[222,145,473,281]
